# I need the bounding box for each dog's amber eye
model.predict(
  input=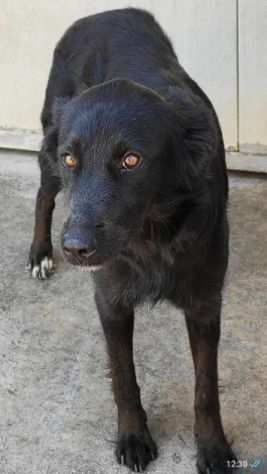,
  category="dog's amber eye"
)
[121,153,140,170]
[63,153,77,169]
